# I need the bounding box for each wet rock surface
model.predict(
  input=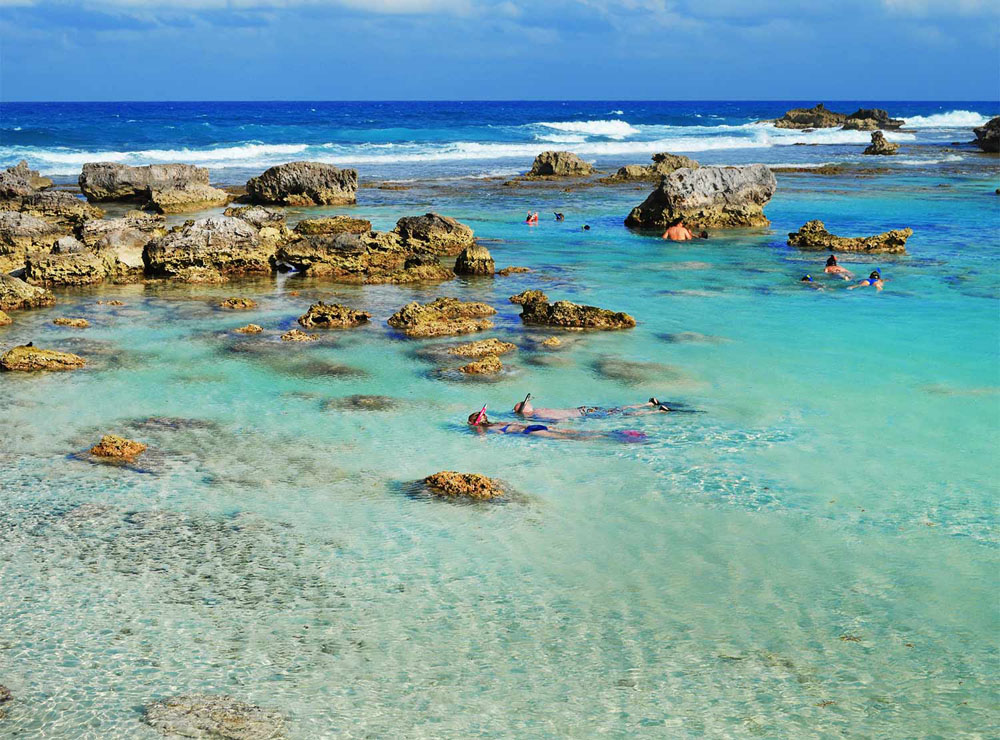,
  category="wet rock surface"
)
[90,434,147,460]
[0,310,11,326]
[0,345,86,371]
[280,329,317,342]
[973,116,999,153]
[843,108,904,131]
[246,161,357,206]
[454,242,495,275]
[0,210,66,272]
[625,165,776,229]
[772,103,846,129]
[234,323,263,334]
[447,337,516,358]
[392,213,475,256]
[297,301,371,328]
[511,290,635,330]
[144,216,274,279]
[863,131,899,156]
[143,693,287,739]
[459,354,503,374]
[497,265,531,276]
[527,151,594,177]
[423,471,507,501]
[387,297,496,338]
[0,274,56,311]
[52,317,89,328]
[787,220,912,254]
[220,297,258,310]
